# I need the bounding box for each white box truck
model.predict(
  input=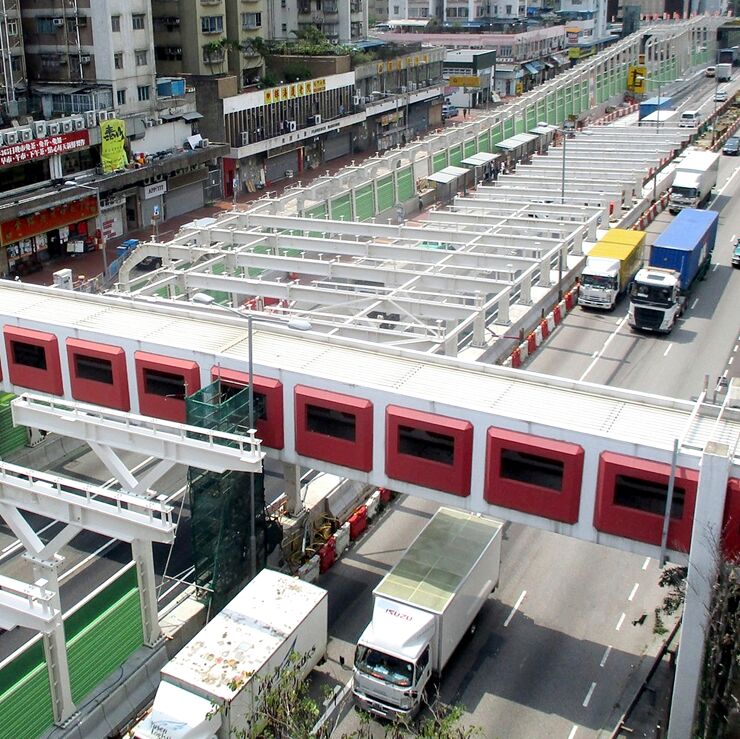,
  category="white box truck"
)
[353,507,503,720]
[133,570,328,739]
[668,148,719,213]
[717,63,732,82]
